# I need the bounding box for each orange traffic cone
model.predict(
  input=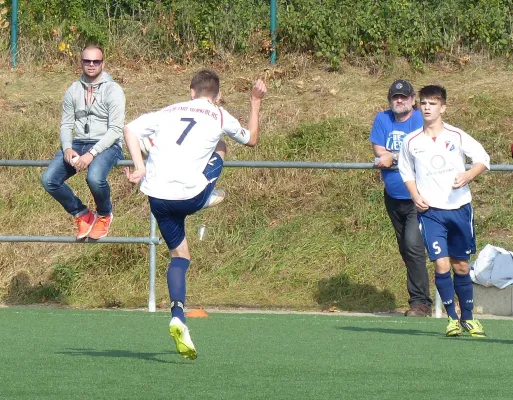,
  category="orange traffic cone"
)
[187,308,209,318]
